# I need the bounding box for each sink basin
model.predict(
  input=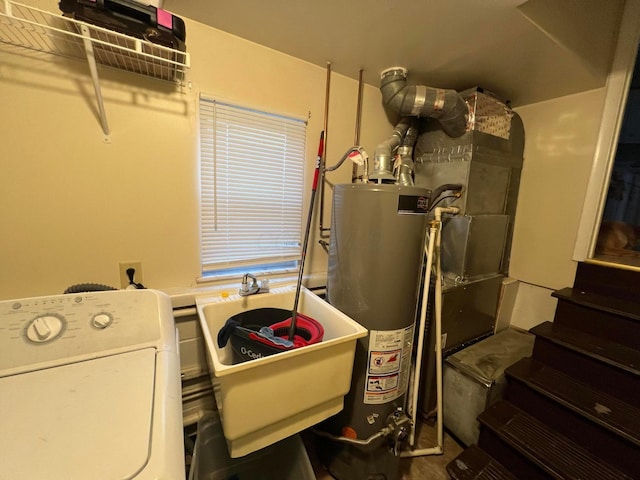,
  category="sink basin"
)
[196,285,367,457]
